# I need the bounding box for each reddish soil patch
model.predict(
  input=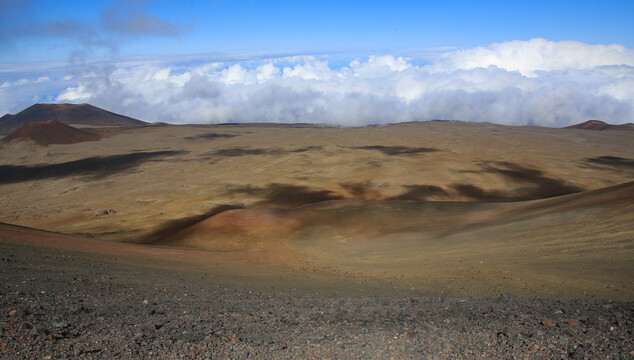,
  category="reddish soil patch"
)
[566,120,610,130]
[564,120,634,131]
[158,208,318,265]
[191,208,310,232]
